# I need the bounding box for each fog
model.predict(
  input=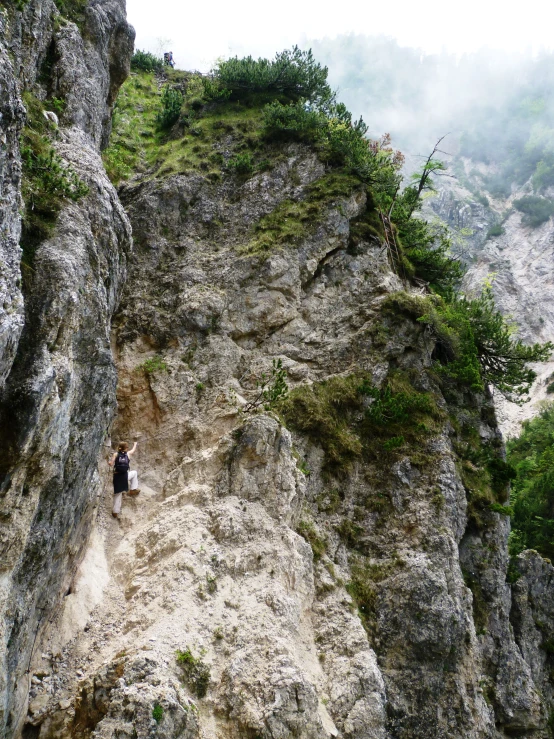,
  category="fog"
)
[127,0,554,73]
[310,35,554,196]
